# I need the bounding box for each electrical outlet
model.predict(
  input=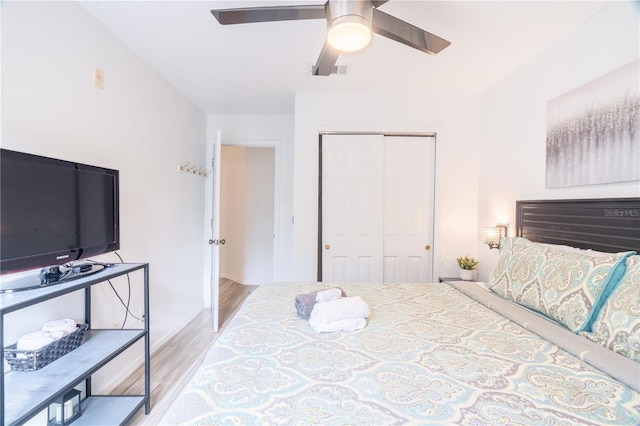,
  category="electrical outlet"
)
[93,67,104,89]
